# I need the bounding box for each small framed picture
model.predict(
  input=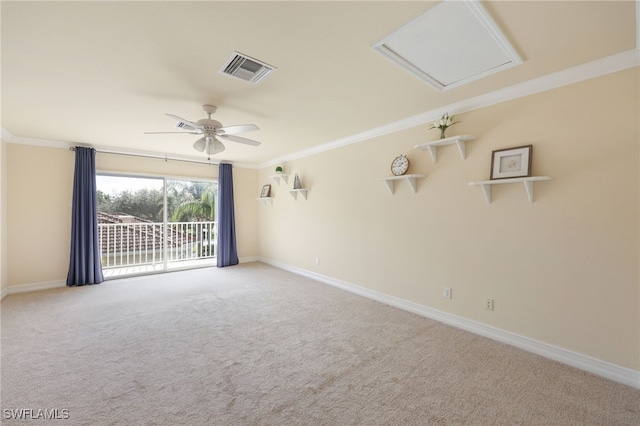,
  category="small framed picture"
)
[490,145,532,180]
[260,184,271,198]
